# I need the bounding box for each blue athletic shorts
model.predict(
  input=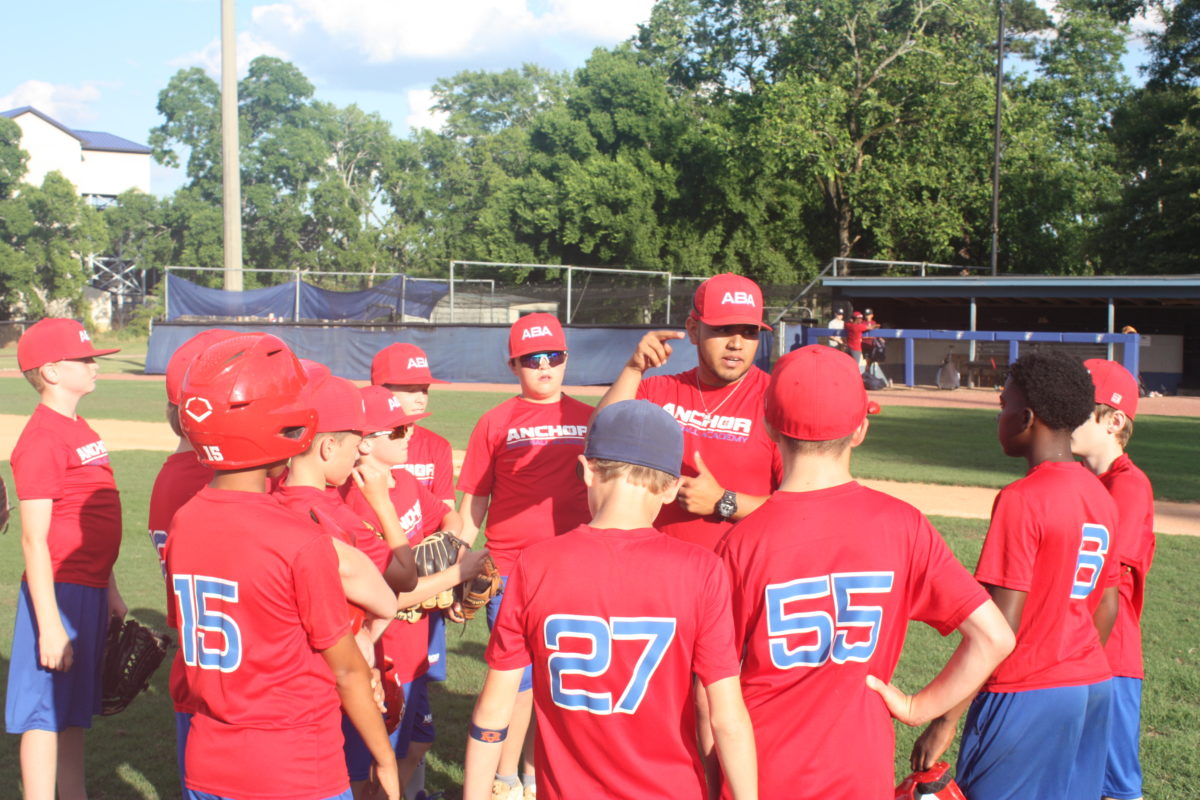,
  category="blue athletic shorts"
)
[486,576,532,693]
[957,680,1113,800]
[341,679,408,782]
[186,790,351,800]
[1103,676,1144,799]
[5,581,108,733]
[396,675,436,759]
[176,711,193,790]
